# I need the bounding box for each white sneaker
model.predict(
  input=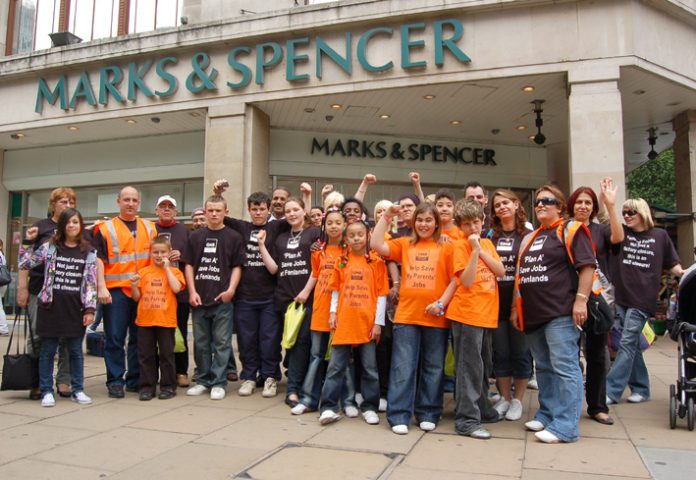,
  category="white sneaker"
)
[71,391,93,405]
[606,395,616,405]
[344,405,359,418]
[505,399,523,421]
[262,378,278,398]
[291,403,309,415]
[186,384,208,396]
[419,421,436,431]
[525,419,545,432]
[238,380,256,396]
[493,398,510,416]
[378,398,388,412]
[319,410,341,425]
[41,393,55,407]
[469,427,492,439]
[363,410,380,425]
[627,393,648,403]
[535,429,561,443]
[527,376,539,390]
[392,424,409,435]
[355,393,364,407]
[210,386,226,400]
